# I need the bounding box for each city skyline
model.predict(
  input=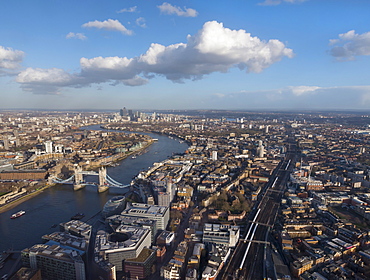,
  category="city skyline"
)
[1,0,370,110]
